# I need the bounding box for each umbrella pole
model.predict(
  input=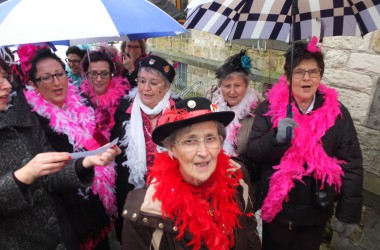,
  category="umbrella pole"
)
[286,0,299,144]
